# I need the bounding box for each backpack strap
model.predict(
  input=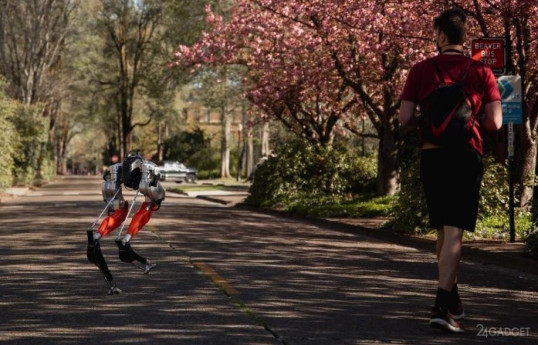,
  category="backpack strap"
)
[430,58,474,85]
[430,58,480,135]
[431,59,445,85]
